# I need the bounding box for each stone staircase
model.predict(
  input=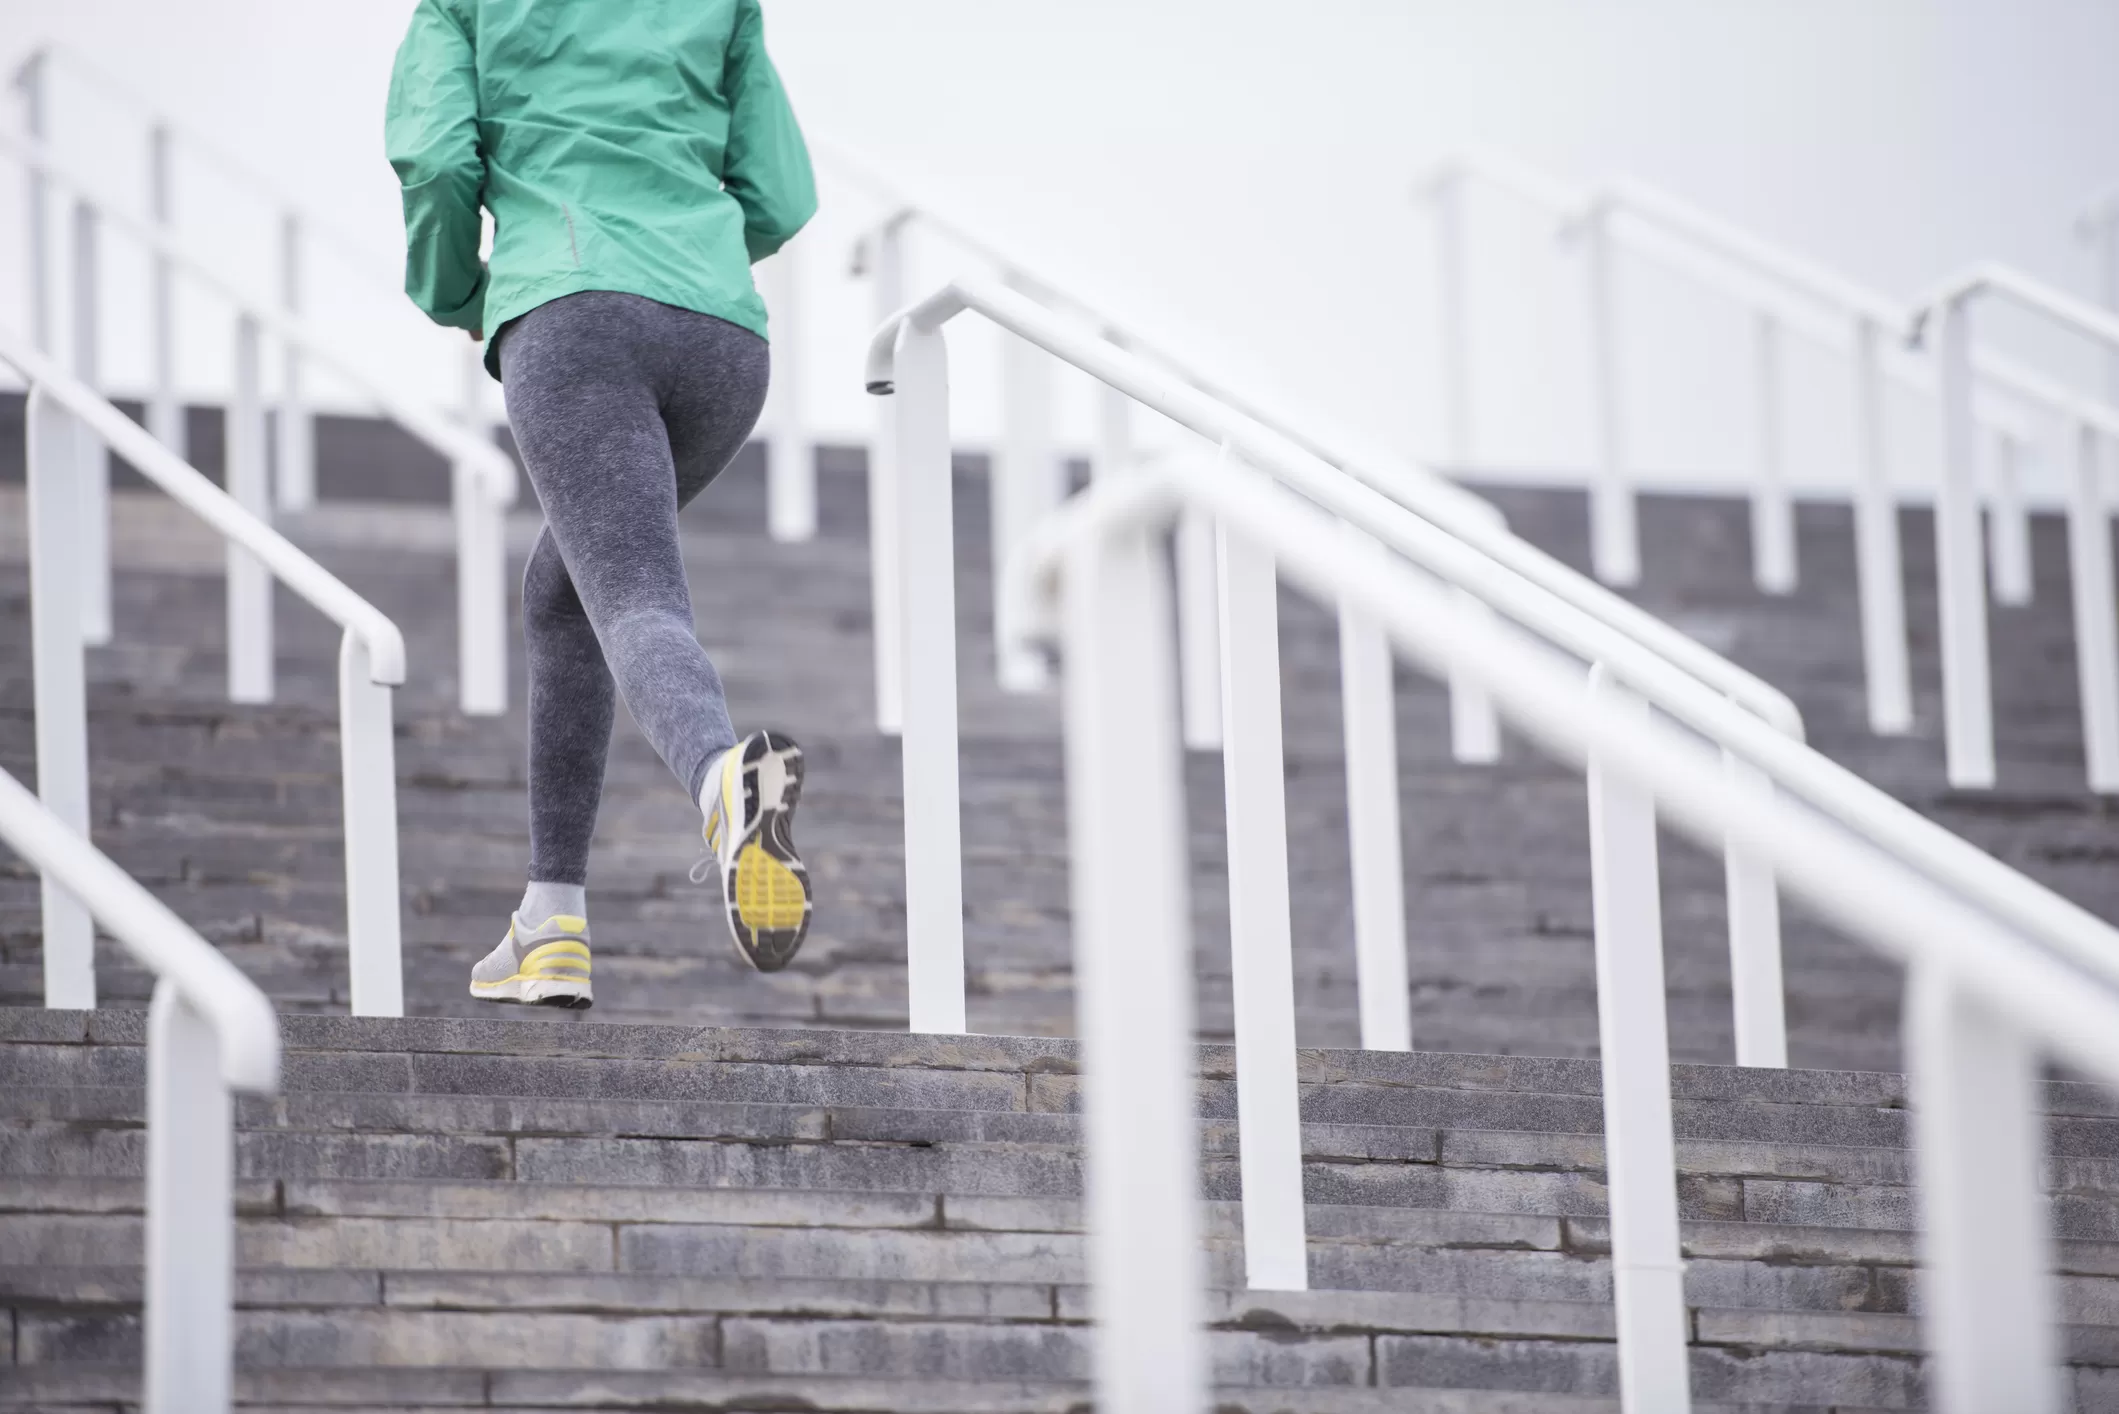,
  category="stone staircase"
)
[4,418,2119,1405]
[12,1005,2119,1410]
